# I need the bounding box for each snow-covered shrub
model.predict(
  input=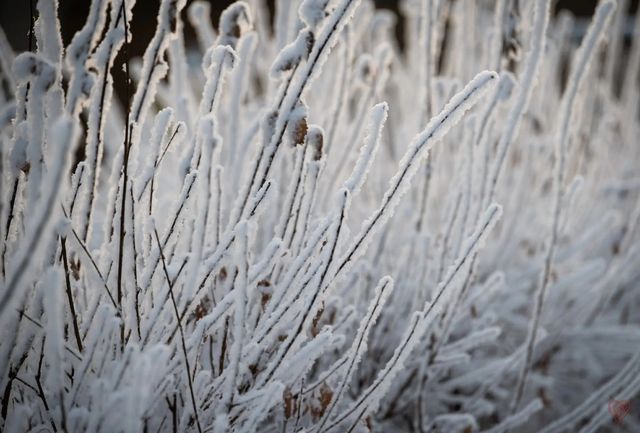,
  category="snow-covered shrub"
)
[0,0,639,432]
